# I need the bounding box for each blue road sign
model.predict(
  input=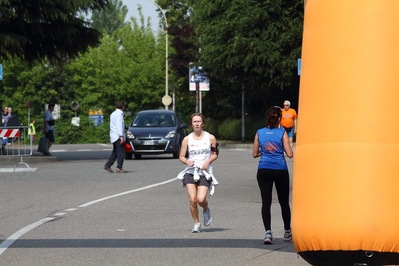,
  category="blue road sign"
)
[189,63,210,91]
[297,59,301,76]
[0,64,3,80]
